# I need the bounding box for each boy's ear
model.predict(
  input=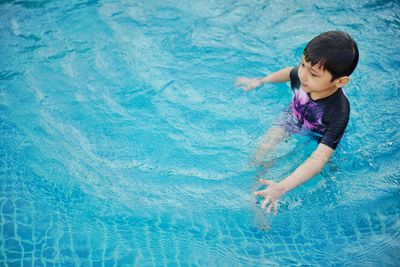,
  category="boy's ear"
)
[334,76,349,88]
